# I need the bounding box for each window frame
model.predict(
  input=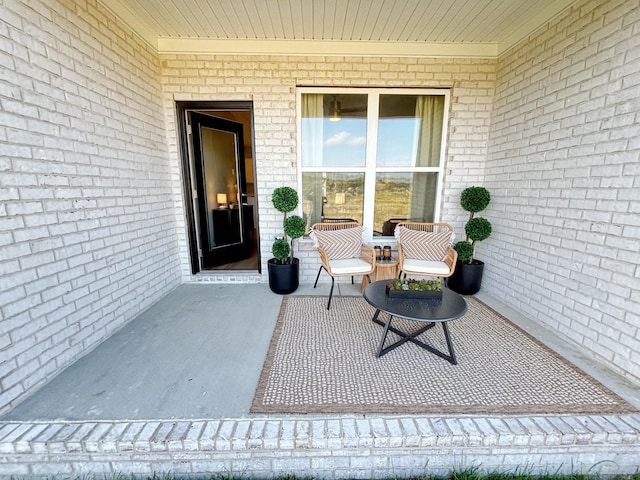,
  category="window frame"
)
[296,87,450,240]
